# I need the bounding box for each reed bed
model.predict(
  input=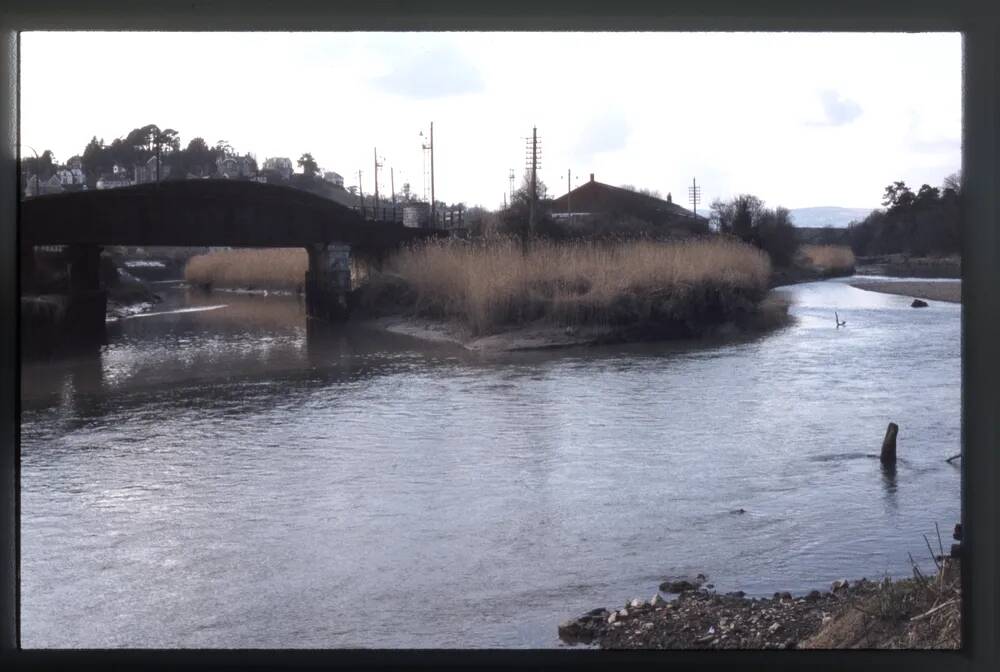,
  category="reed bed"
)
[370,237,771,335]
[799,244,856,274]
[184,248,307,291]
